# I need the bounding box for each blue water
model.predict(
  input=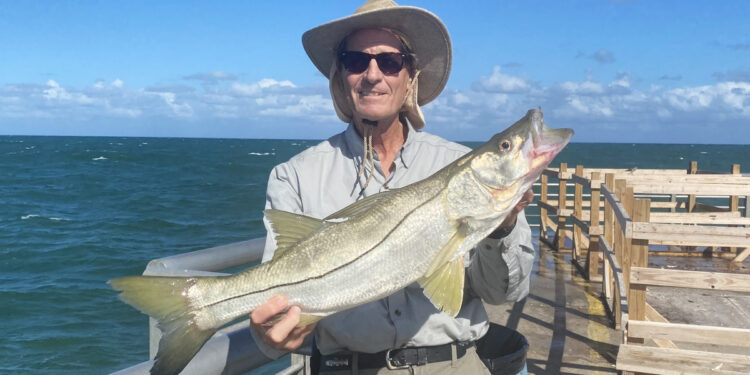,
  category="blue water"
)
[1,136,748,374]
